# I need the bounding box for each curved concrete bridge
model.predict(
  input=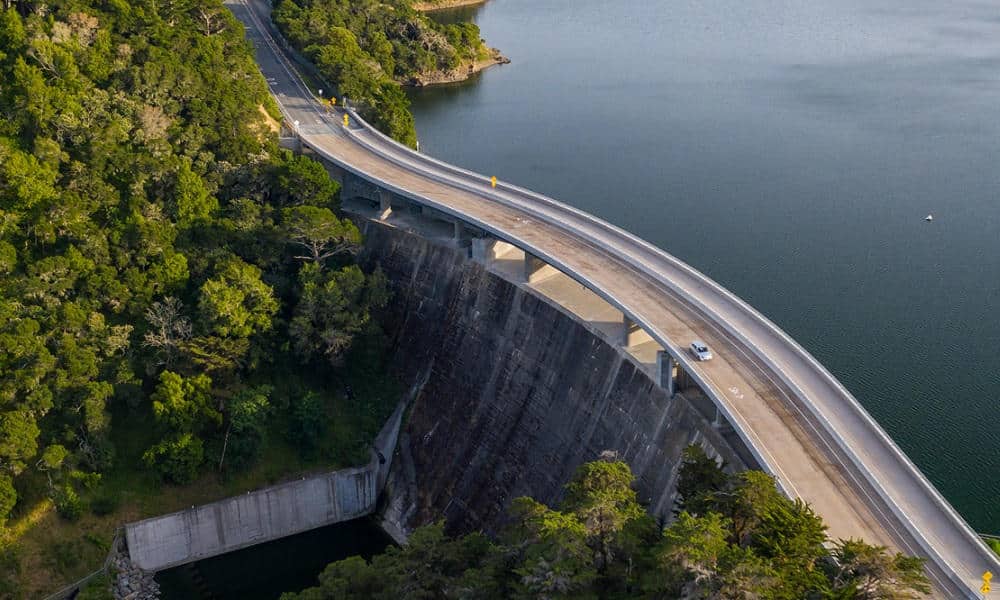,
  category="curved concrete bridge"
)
[229,0,998,595]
